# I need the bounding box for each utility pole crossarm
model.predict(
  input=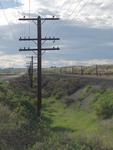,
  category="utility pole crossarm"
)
[19,47,60,51]
[19,17,59,21]
[19,48,38,51]
[41,18,60,20]
[42,47,60,50]
[19,37,60,41]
